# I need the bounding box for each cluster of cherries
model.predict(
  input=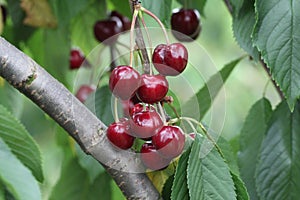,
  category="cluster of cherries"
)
[106,41,188,170]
